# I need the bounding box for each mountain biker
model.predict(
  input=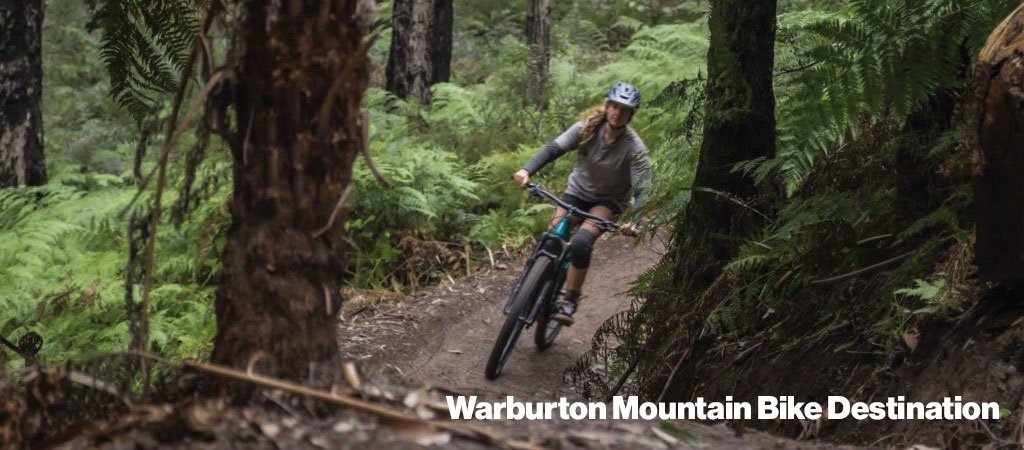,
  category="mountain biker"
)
[512,81,652,326]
